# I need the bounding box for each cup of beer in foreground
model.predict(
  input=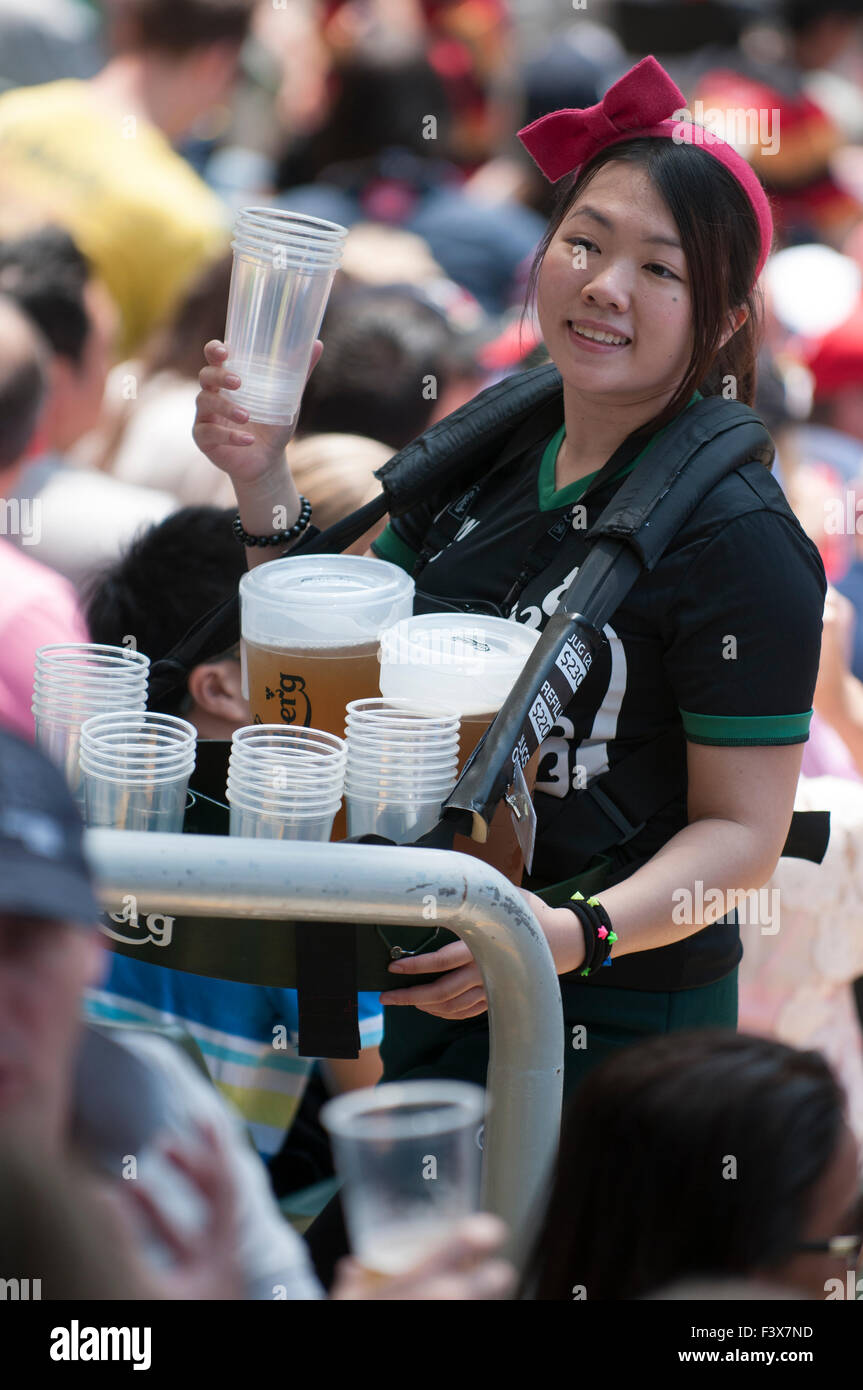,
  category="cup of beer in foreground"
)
[320,1080,485,1278]
[379,615,541,879]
